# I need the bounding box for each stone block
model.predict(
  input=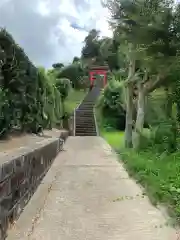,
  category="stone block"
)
[0,160,14,183]
[0,179,11,199]
[0,217,8,240]
[0,130,68,240]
